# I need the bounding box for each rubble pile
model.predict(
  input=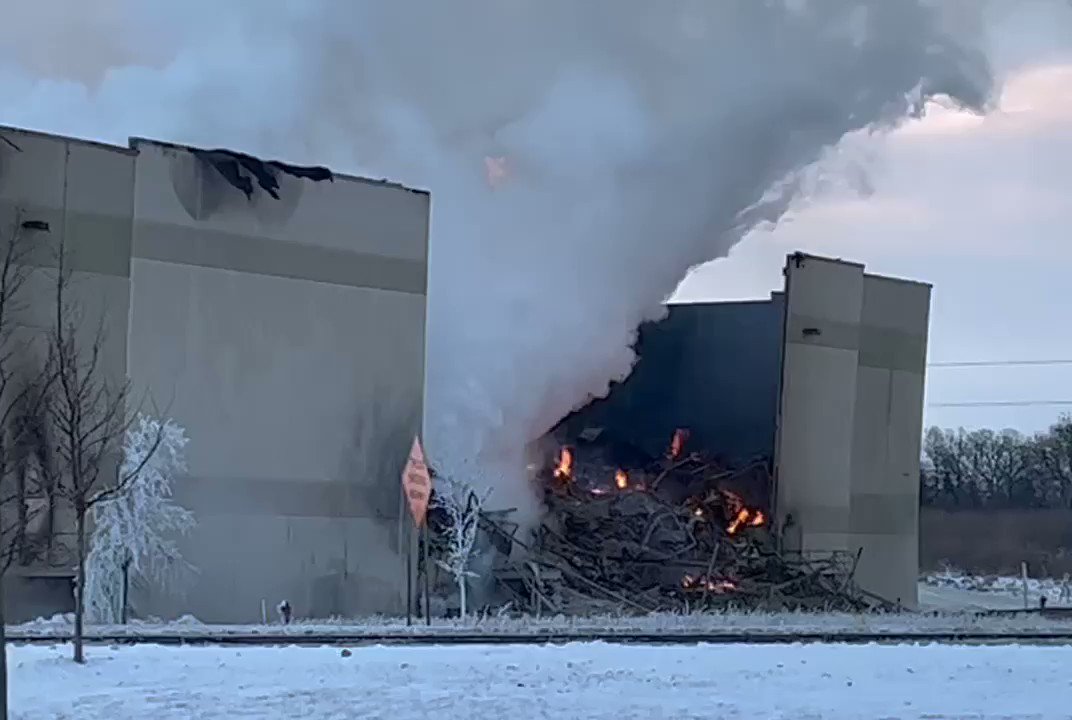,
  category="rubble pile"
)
[490,429,878,615]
